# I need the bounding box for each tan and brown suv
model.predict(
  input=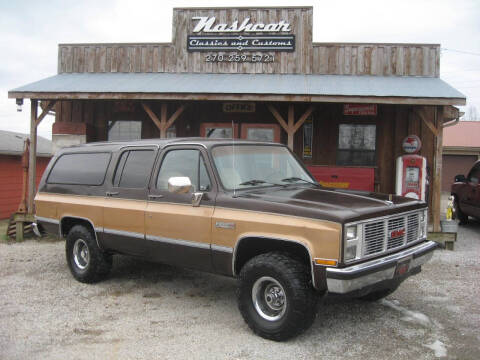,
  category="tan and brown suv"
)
[34,138,437,341]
